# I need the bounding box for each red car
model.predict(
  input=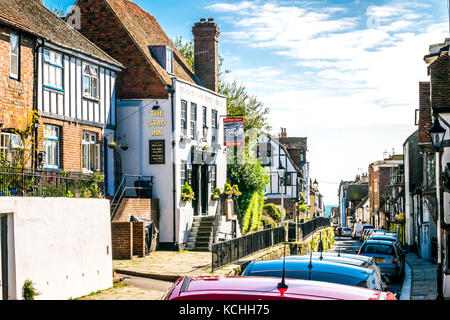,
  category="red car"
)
[163,276,397,300]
